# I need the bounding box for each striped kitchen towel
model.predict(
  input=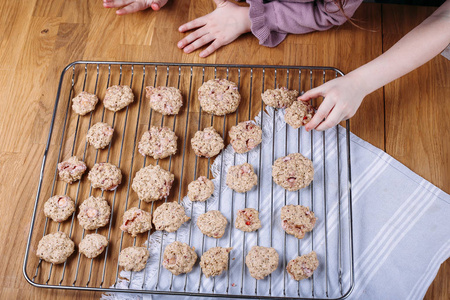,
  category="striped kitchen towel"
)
[103,107,450,300]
